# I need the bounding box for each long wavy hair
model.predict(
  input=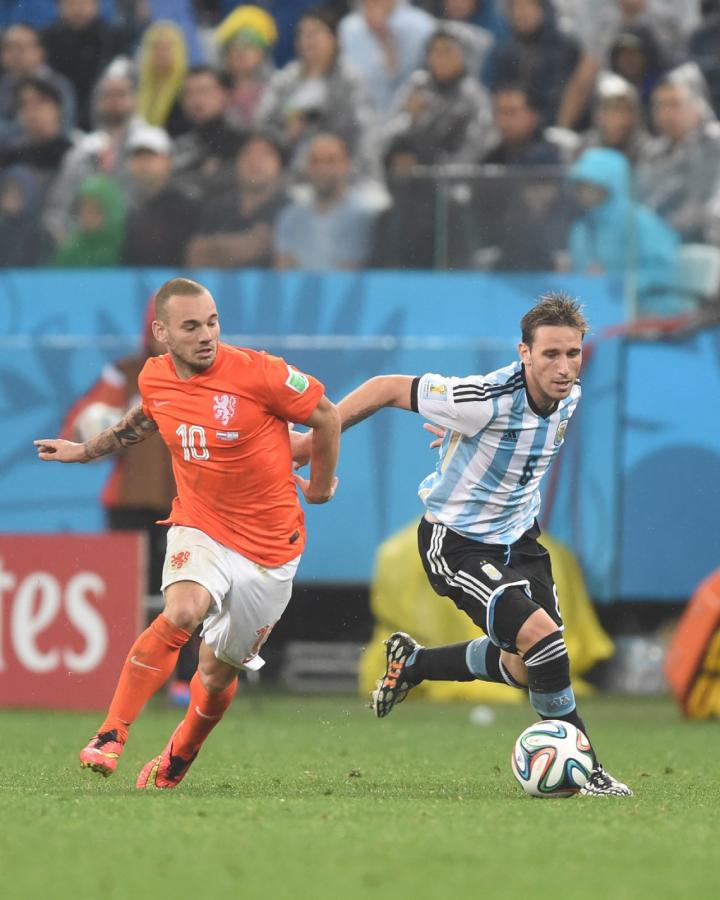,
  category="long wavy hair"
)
[136,20,188,128]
